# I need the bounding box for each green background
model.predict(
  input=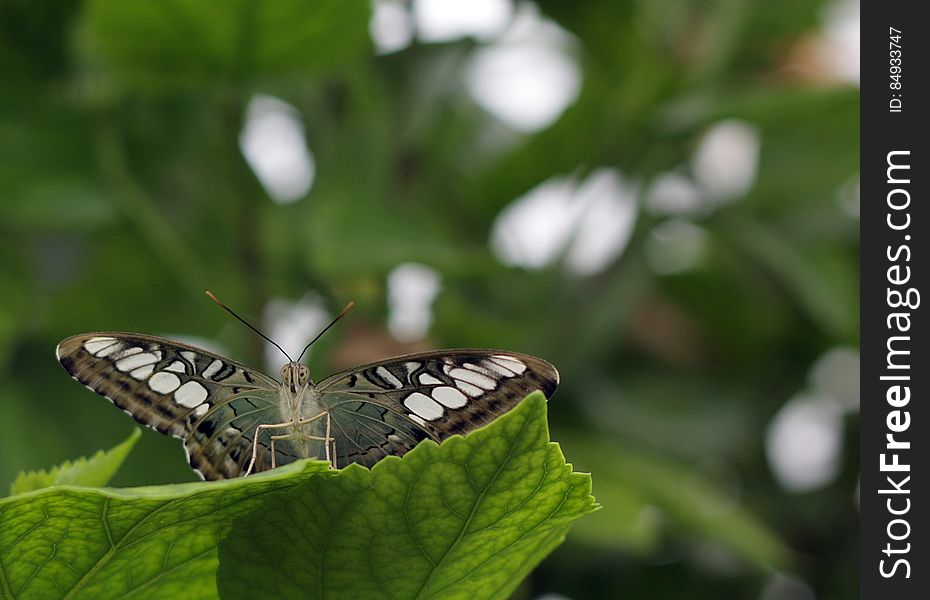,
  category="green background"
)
[0,0,858,598]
